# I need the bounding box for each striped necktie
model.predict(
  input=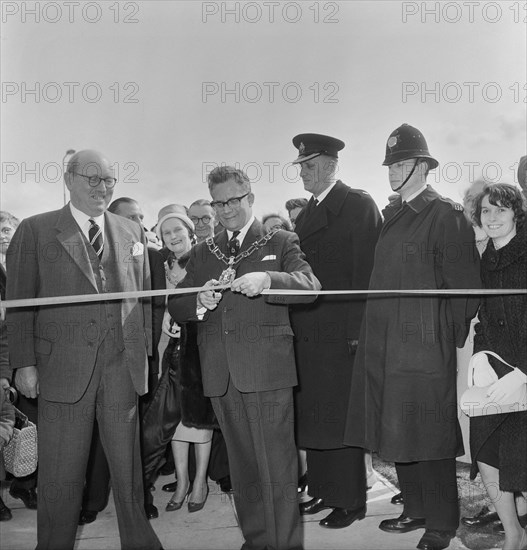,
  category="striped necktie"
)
[88,219,104,259]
